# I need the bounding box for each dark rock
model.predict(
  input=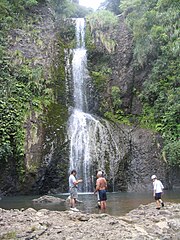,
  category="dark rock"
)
[32,195,65,204]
